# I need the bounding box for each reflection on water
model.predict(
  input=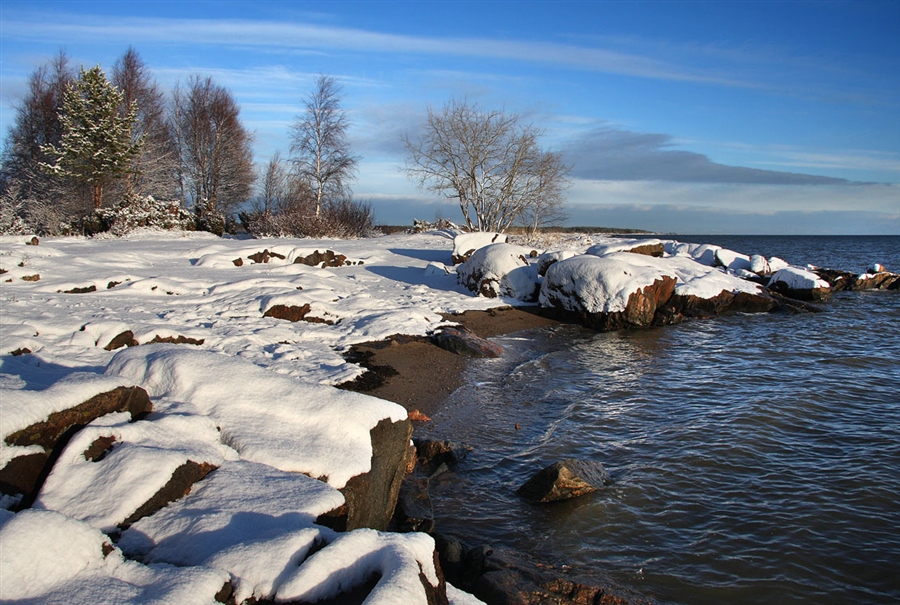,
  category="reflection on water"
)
[420,237,900,605]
